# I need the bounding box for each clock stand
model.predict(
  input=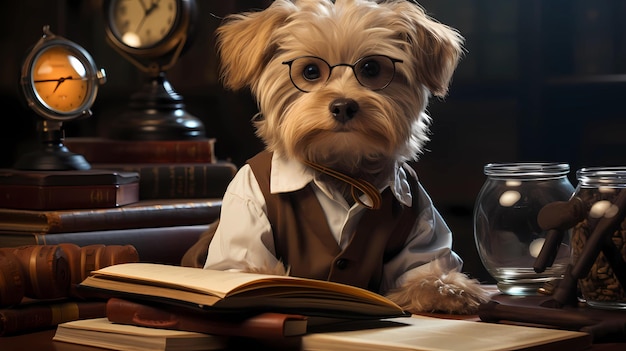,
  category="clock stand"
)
[15,25,107,171]
[13,120,90,171]
[103,68,205,141]
[101,0,205,141]
[2,25,140,211]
